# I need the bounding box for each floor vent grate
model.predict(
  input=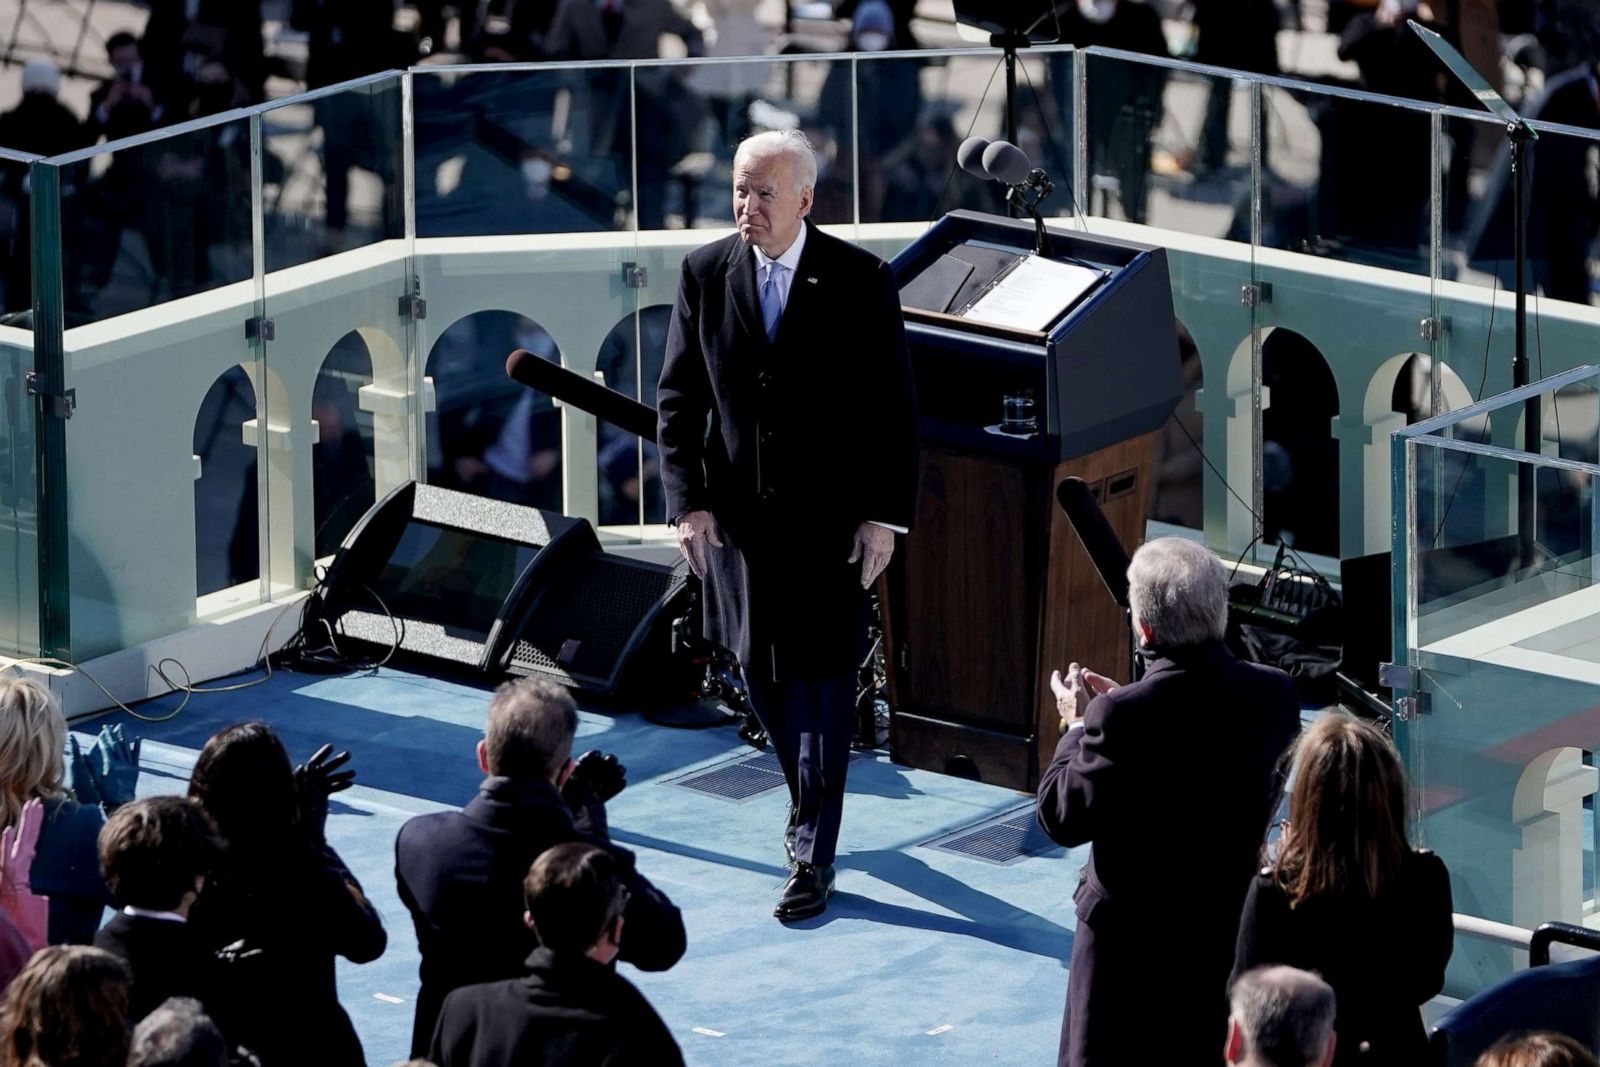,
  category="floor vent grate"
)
[921,805,1062,866]
[672,751,788,802]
